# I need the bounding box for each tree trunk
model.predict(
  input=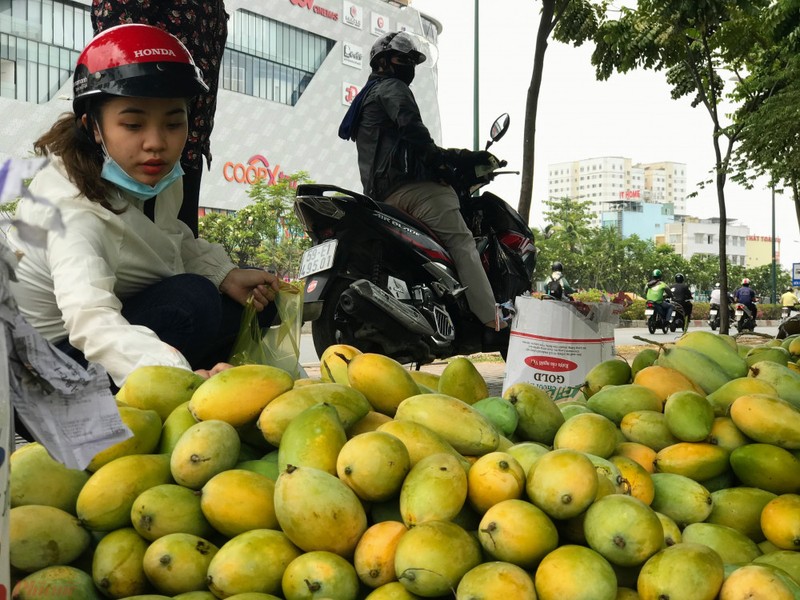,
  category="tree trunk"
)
[518,0,556,224]
[714,132,731,335]
[793,179,800,234]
